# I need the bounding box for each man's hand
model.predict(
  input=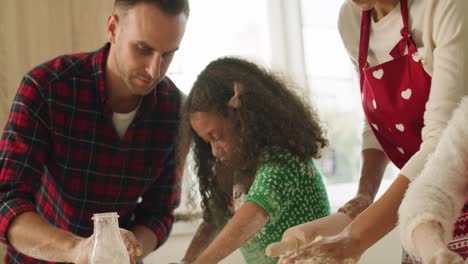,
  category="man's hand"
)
[71,229,142,264]
[120,228,143,263]
[71,236,93,264]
